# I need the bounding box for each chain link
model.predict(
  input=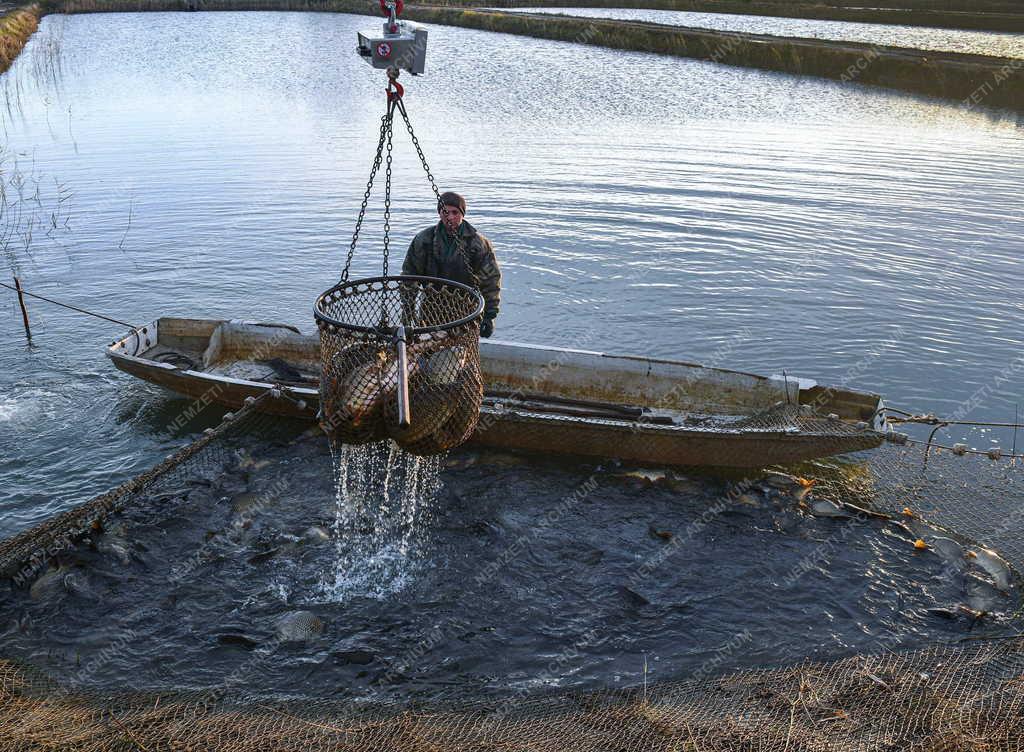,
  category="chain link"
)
[395,97,440,202]
[395,97,478,286]
[342,85,477,287]
[341,99,396,283]
[382,115,394,279]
